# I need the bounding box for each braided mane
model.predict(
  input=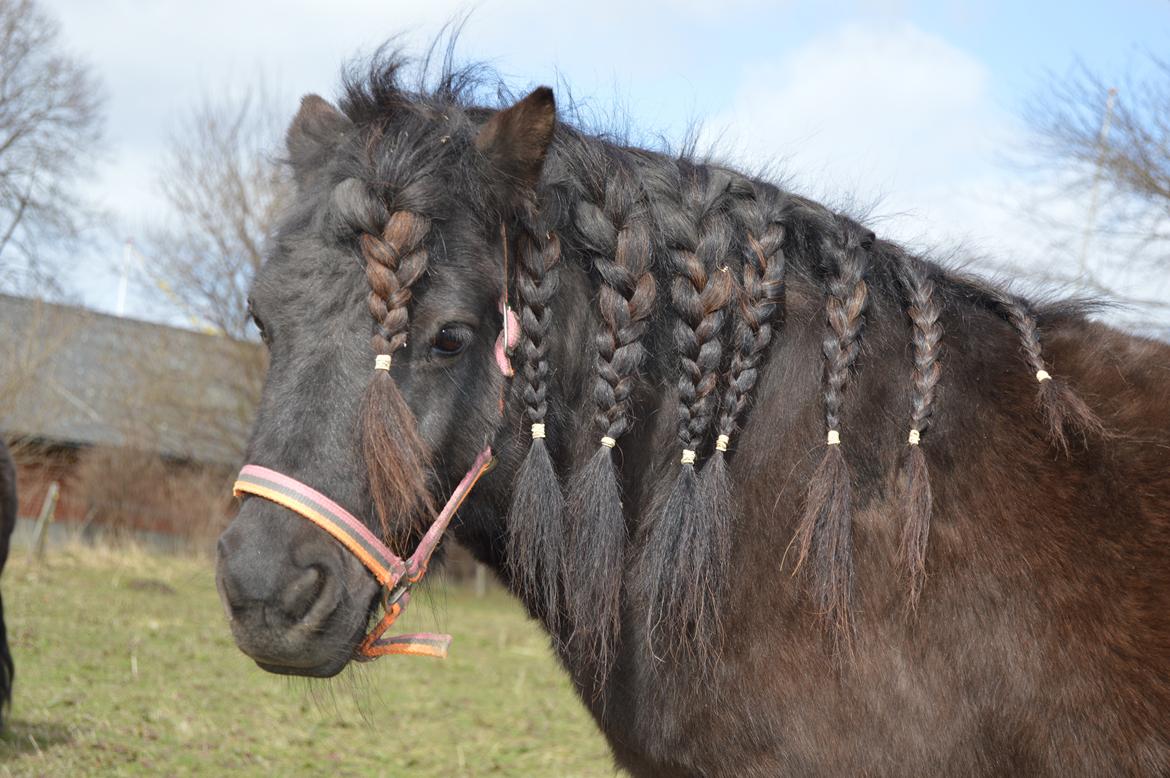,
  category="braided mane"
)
[328,50,1104,683]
